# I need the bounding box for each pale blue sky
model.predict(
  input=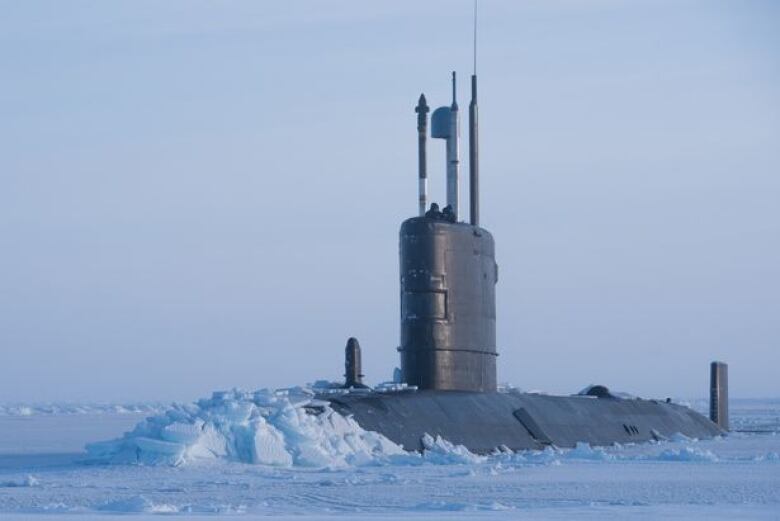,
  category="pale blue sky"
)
[1,1,778,401]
